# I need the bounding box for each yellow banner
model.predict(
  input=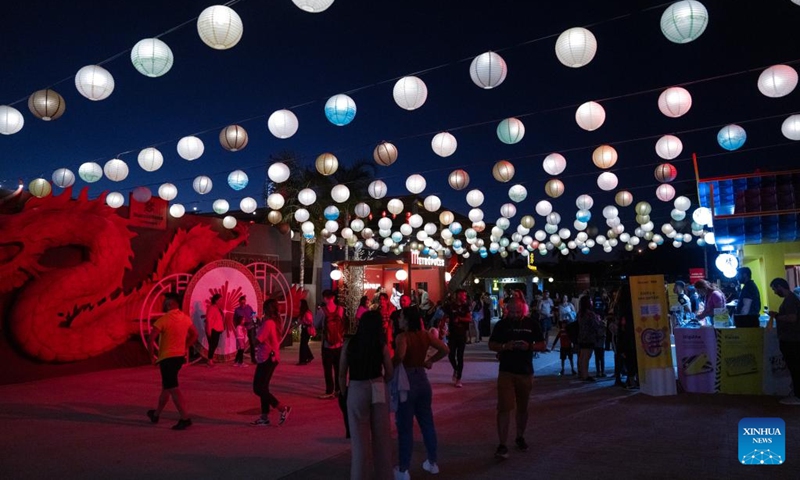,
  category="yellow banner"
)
[718,329,763,395]
[630,275,675,395]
